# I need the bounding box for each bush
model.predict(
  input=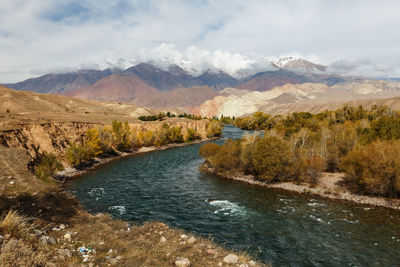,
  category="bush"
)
[34,153,63,182]
[206,121,223,138]
[186,128,201,141]
[138,130,155,147]
[343,140,400,197]
[199,143,221,158]
[85,128,102,158]
[252,136,294,182]
[66,142,89,168]
[111,120,131,151]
